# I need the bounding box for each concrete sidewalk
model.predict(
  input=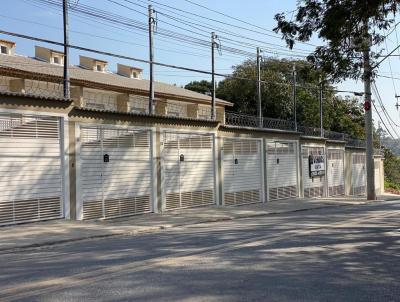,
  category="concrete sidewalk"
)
[0,196,397,253]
